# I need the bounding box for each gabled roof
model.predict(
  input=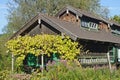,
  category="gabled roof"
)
[110,20,120,27]
[10,14,39,39]
[10,14,77,40]
[56,5,120,26]
[10,13,120,44]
